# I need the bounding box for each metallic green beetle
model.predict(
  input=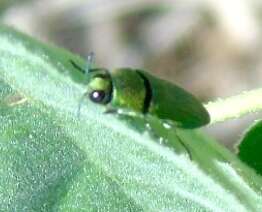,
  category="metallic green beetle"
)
[70,56,210,160]
[70,59,210,129]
